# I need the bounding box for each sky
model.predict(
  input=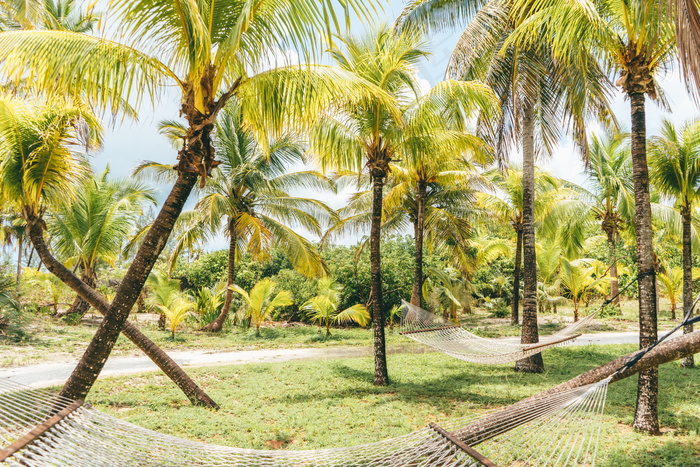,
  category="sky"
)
[91,0,698,248]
